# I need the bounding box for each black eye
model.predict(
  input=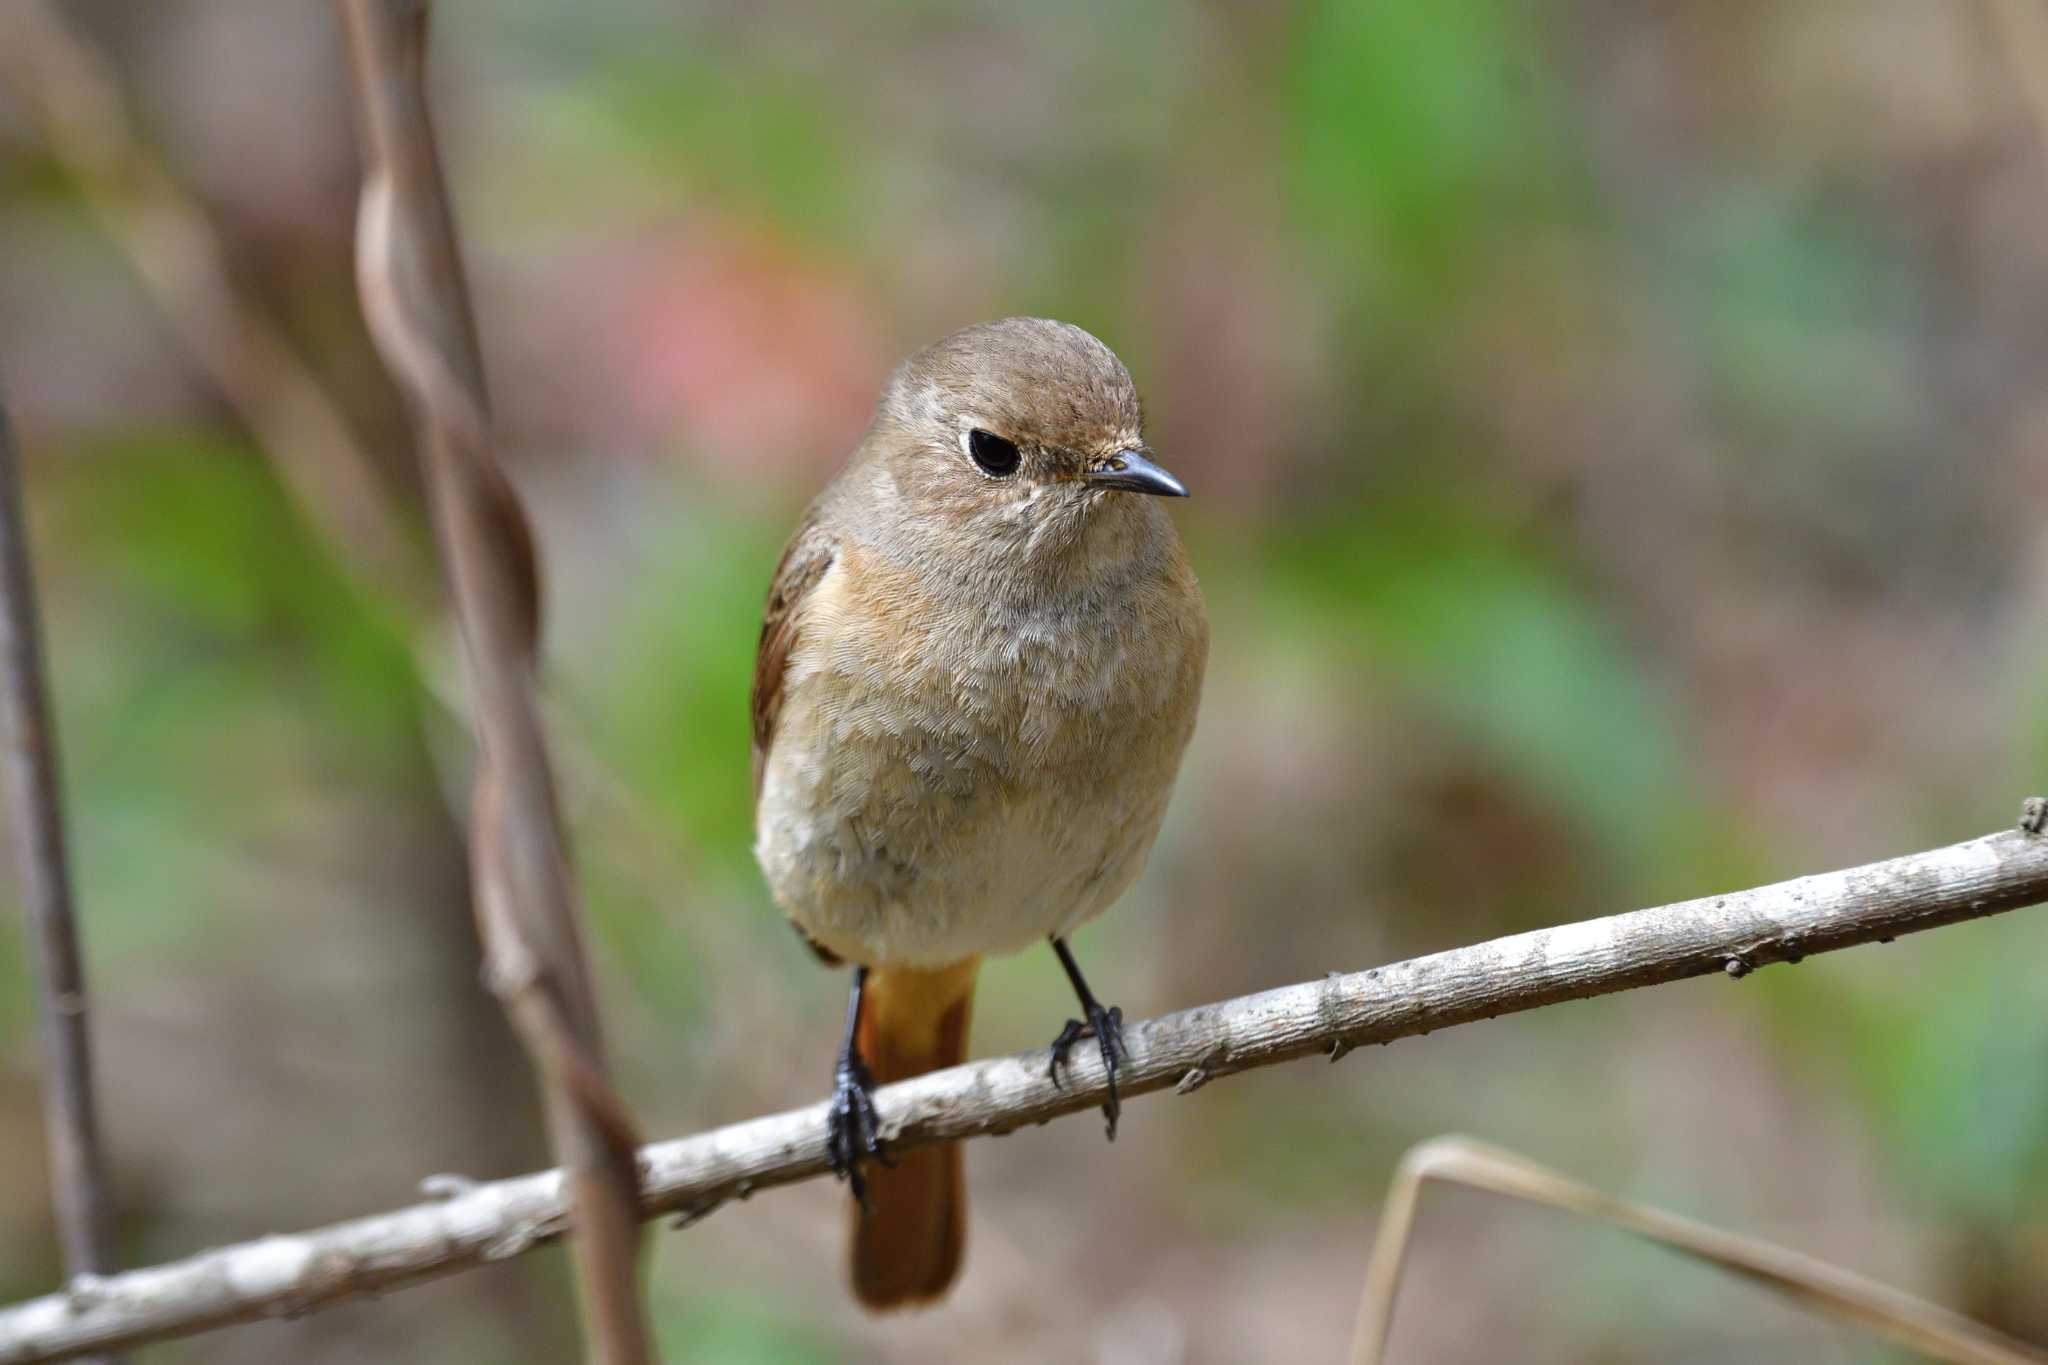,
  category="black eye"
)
[967,428,1021,478]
